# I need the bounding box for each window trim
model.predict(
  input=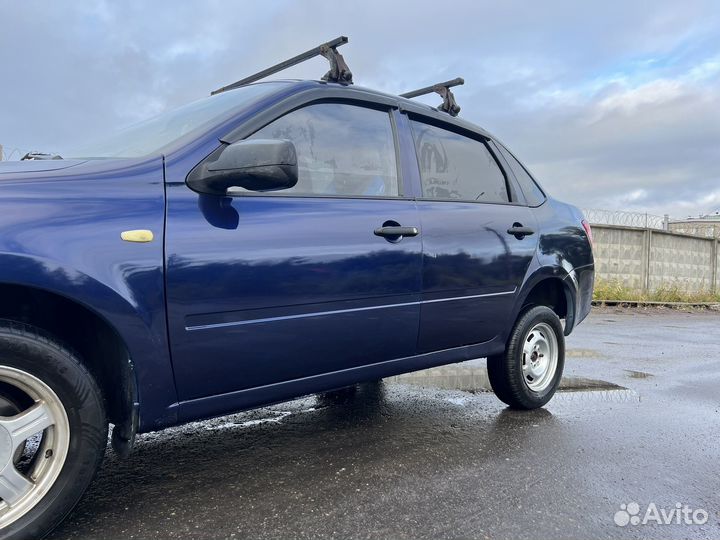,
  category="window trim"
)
[221,88,399,144]
[407,114,518,205]
[487,139,528,207]
[235,99,406,200]
[494,141,547,207]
